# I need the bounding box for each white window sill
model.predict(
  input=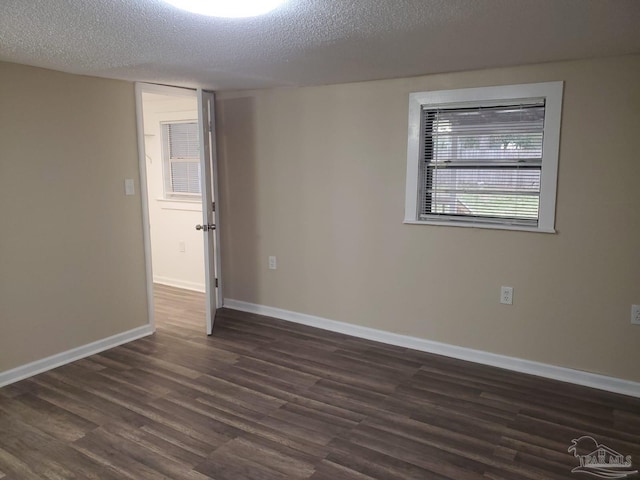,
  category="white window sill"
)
[156,198,202,212]
[403,219,556,234]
